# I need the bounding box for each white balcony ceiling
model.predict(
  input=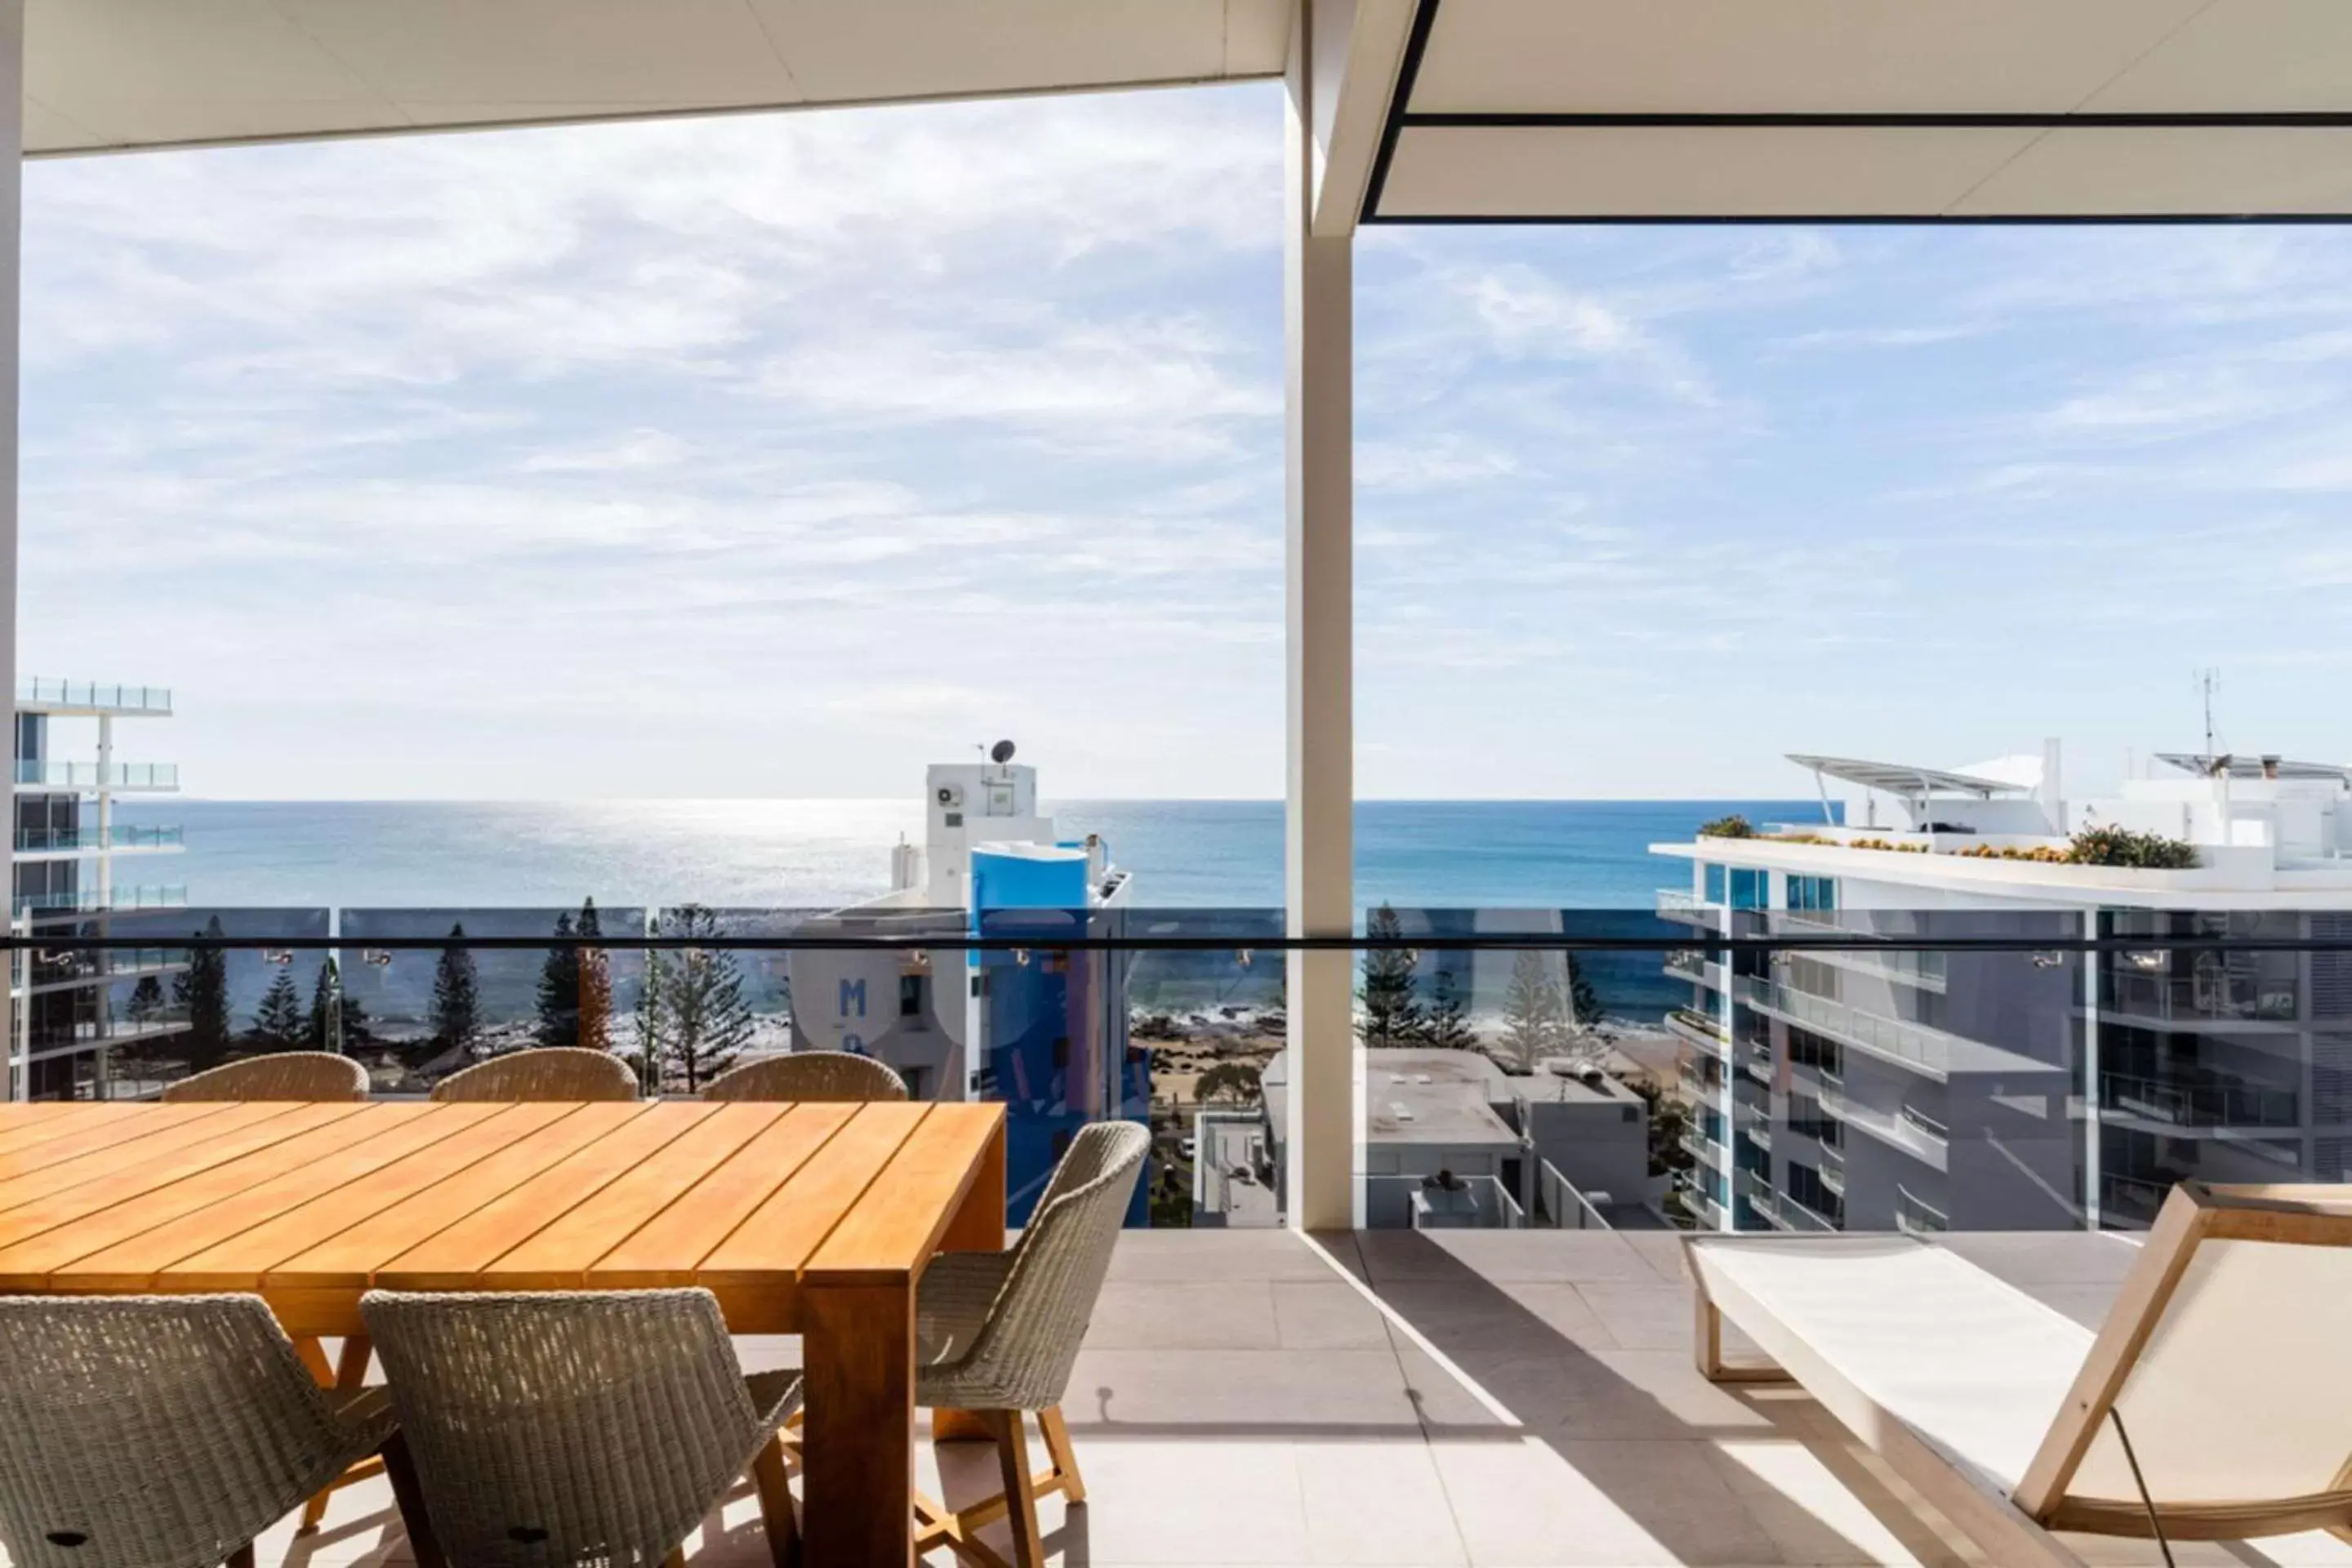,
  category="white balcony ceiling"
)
[21,0,1291,156]
[1365,0,2352,222]
[21,0,2352,225]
